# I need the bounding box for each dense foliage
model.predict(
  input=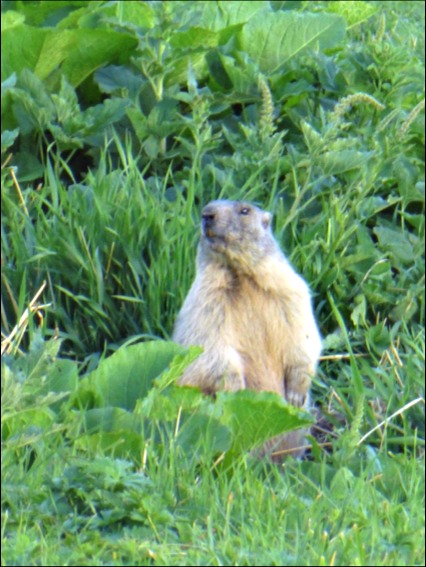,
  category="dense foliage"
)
[1,1,424,565]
